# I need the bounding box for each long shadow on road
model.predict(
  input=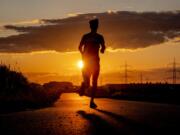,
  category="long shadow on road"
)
[77,109,171,135]
[77,110,121,135]
[95,109,153,135]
